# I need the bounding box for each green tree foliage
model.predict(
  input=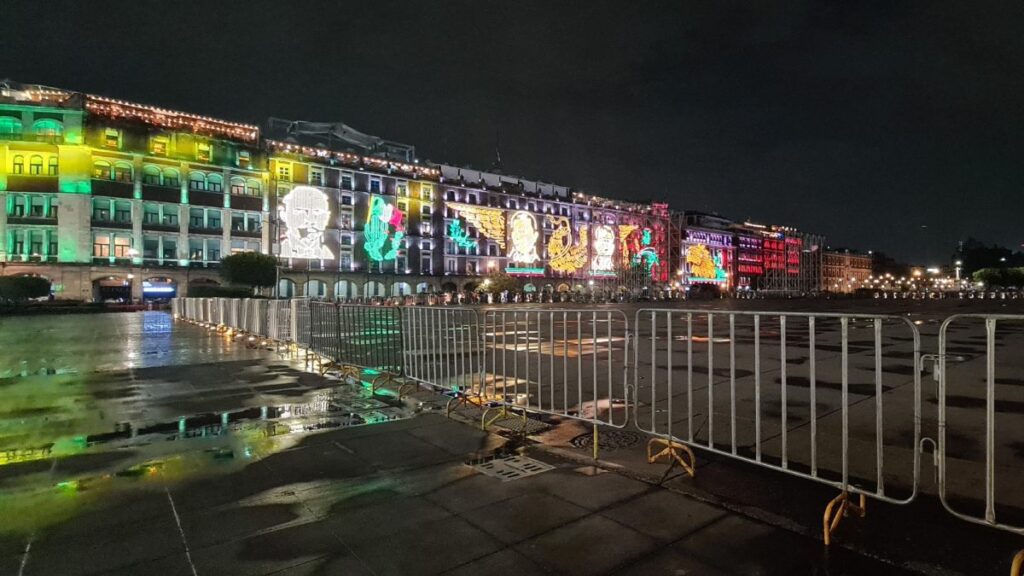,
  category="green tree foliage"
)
[958,238,1024,274]
[475,271,518,294]
[220,252,277,290]
[973,267,1024,287]
[0,276,51,301]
